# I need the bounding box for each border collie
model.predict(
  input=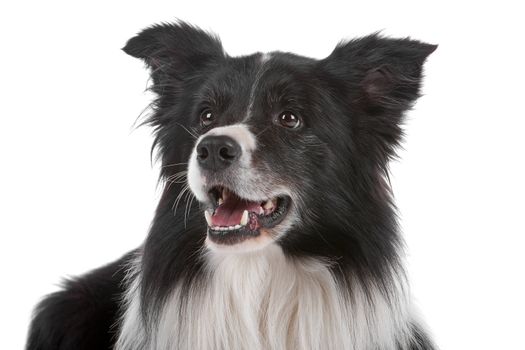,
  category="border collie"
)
[27,21,437,349]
